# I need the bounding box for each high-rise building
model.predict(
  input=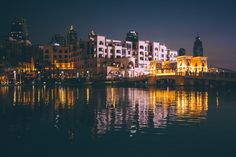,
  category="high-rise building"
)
[126,30,139,48]
[193,34,203,56]
[67,25,78,51]
[51,34,66,47]
[9,17,29,41]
